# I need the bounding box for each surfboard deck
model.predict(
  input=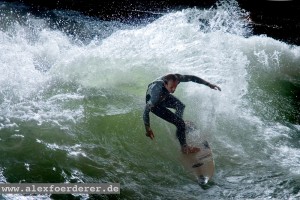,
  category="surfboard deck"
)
[180,122,215,185]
